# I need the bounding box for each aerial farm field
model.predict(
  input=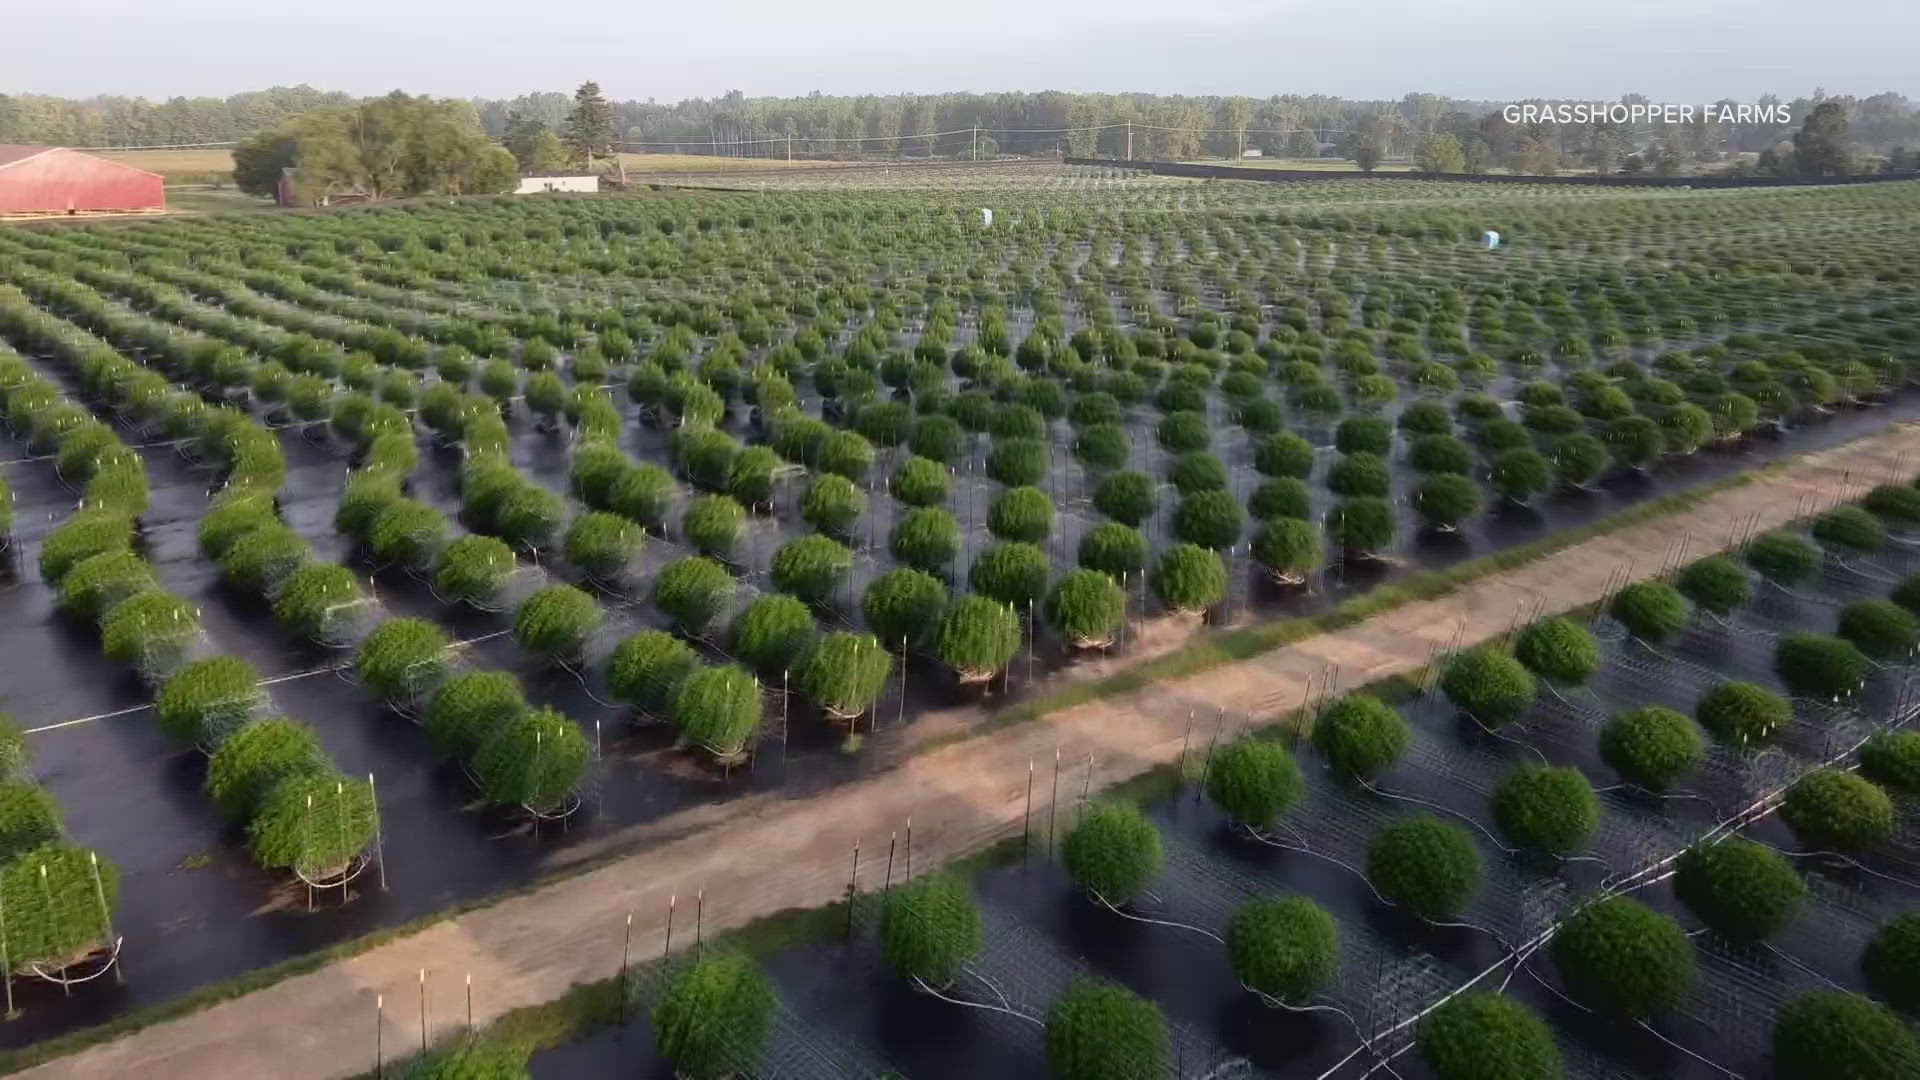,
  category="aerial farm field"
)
[0,164,1916,1078]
